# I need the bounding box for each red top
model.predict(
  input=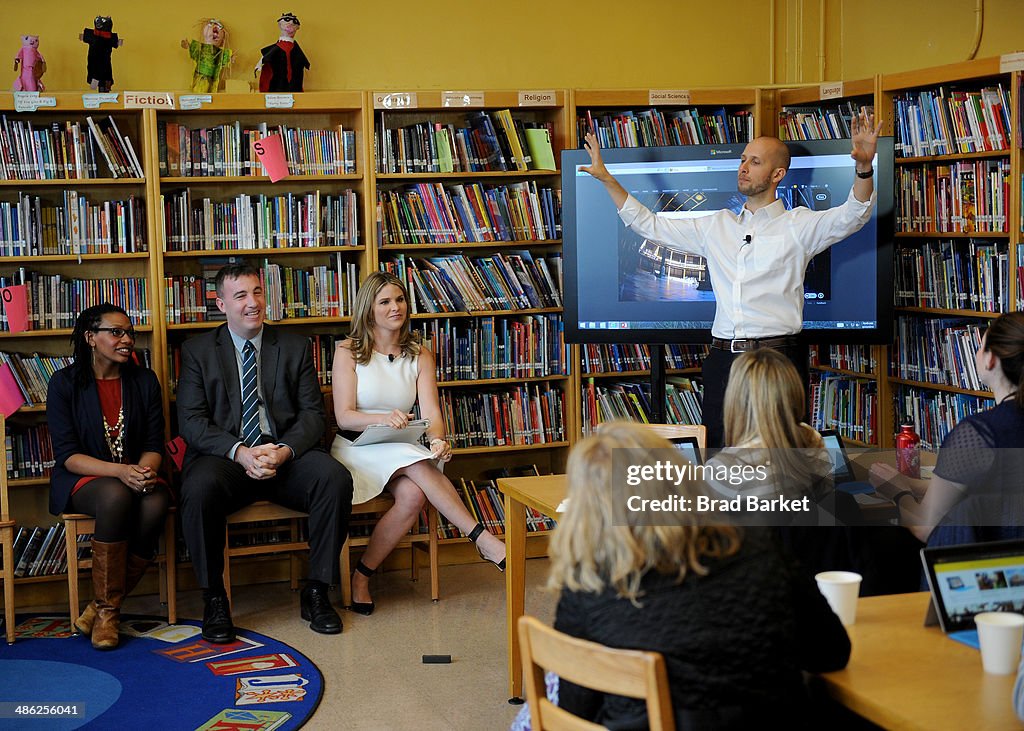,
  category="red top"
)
[72,378,123,493]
